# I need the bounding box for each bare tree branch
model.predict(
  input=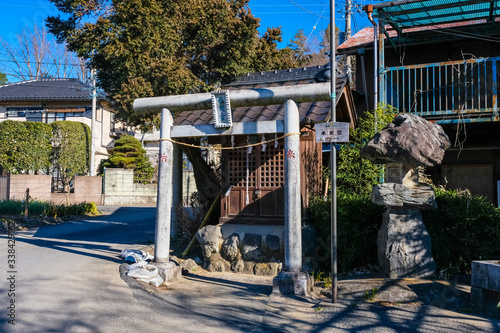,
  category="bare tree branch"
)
[0,23,89,82]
